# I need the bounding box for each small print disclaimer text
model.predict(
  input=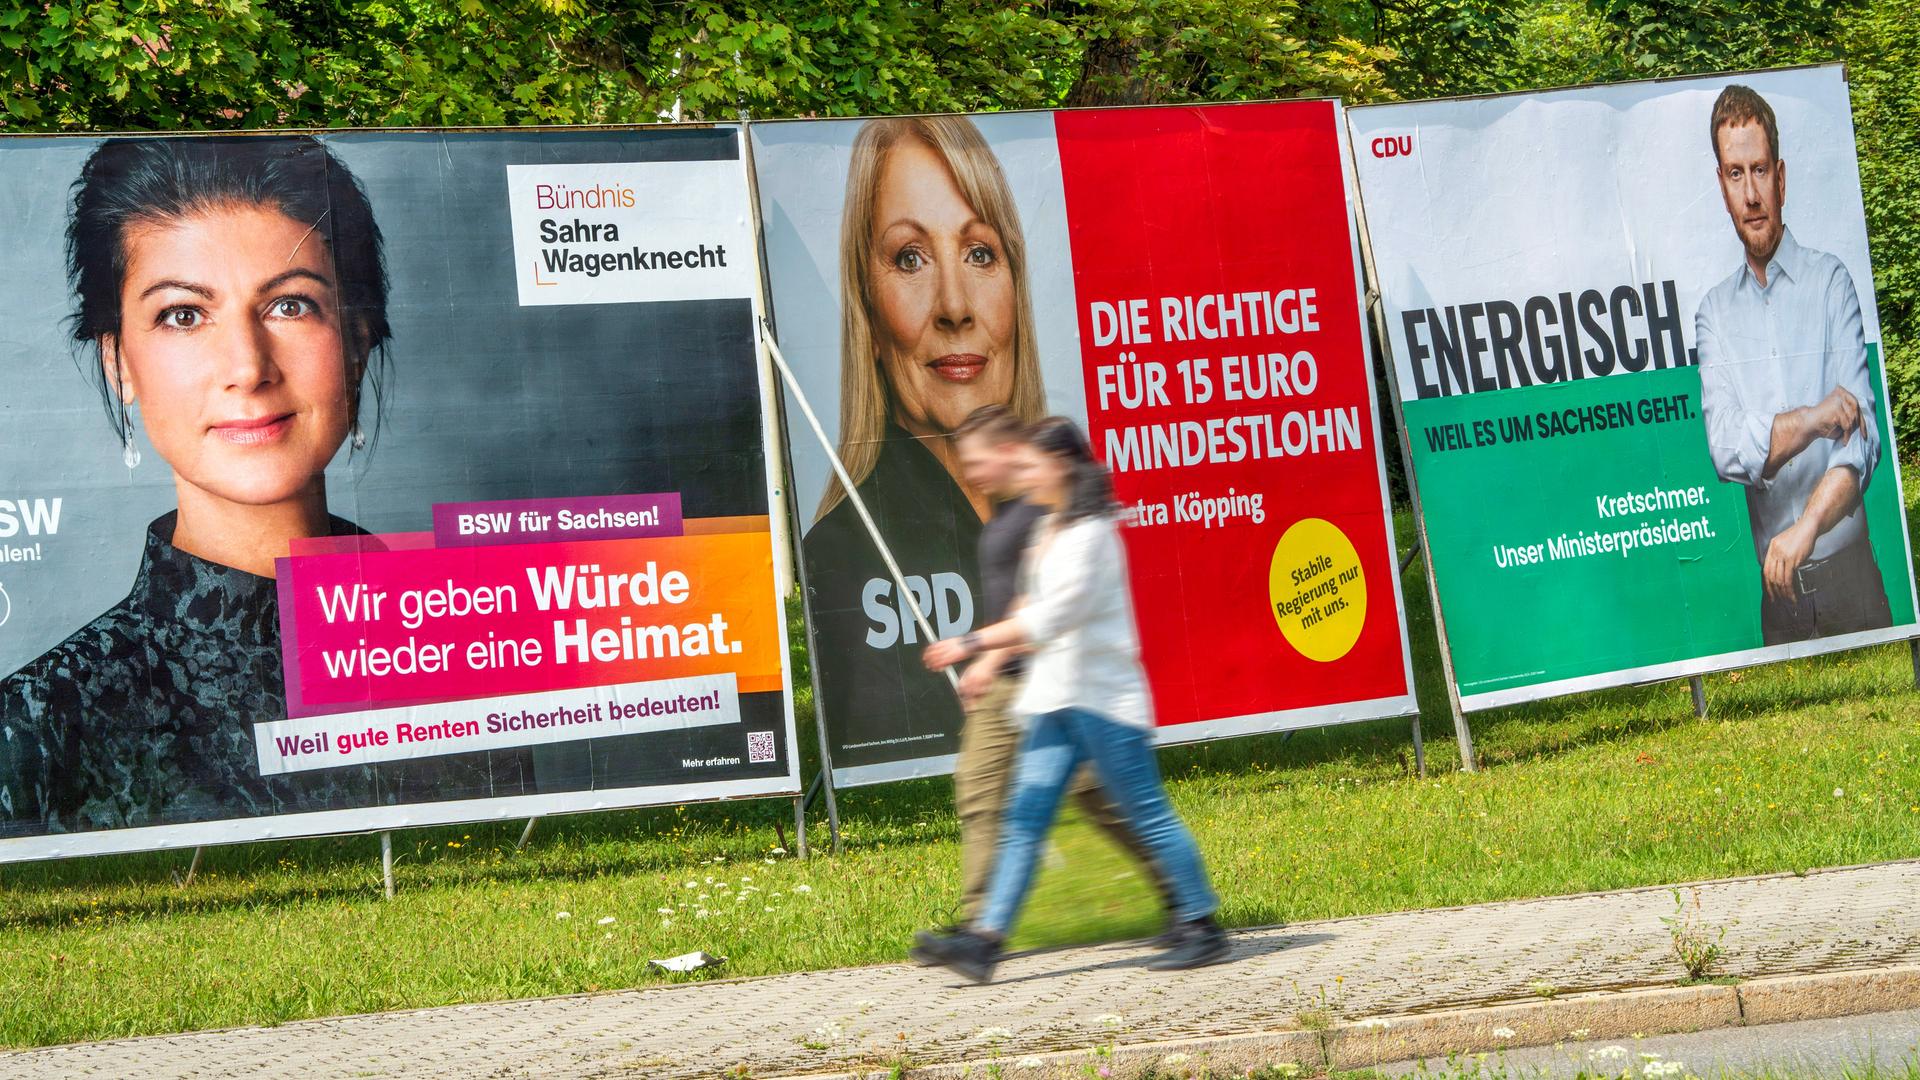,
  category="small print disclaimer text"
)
[253,673,741,775]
